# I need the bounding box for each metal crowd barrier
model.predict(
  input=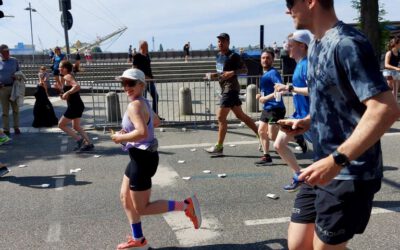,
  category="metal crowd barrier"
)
[89,76,295,128]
